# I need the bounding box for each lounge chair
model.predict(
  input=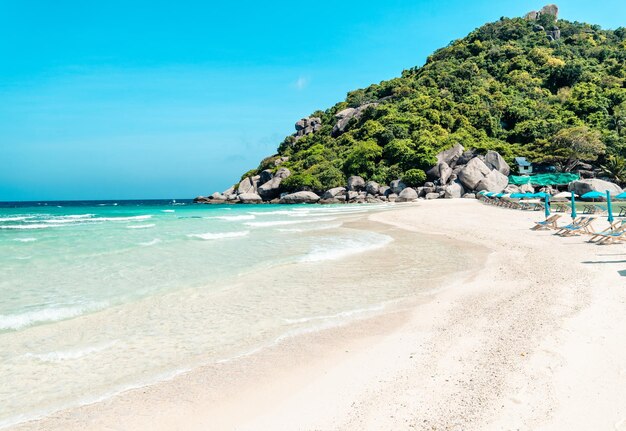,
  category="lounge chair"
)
[531,214,561,230]
[587,220,624,243]
[619,207,626,217]
[553,203,570,213]
[592,221,626,244]
[555,217,596,236]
